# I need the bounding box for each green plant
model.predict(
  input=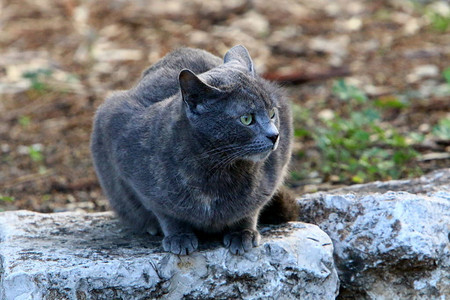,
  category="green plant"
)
[28,144,44,163]
[0,195,14,202]
[432,118,450,140]
[27,144,47,174]
[291,103,313,138]
[310,79,420,183]
[0,195,14,212]
[374,96,409,109]
[22,68,53,92]
[427,11,450,32]
[410,1,449,32]
[443,67,450,85]
[332,79,368,103]
[19,115,31,127]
